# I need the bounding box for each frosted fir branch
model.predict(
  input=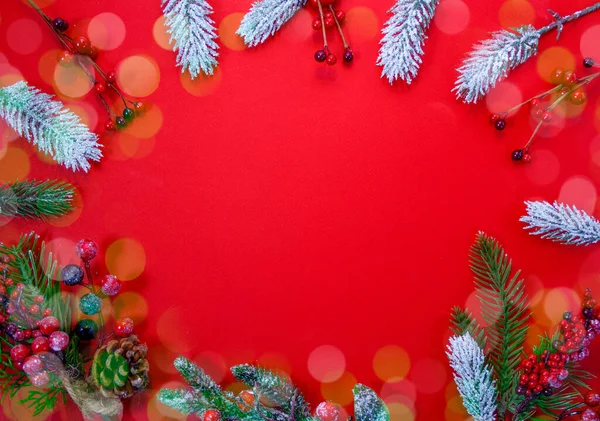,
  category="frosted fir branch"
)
[447,334,498,421]
[377,0,440,85]
[0,81,101,172]
[162,0,219,78]
[520,201,600,246]
[453,25,540,104]
[173,357,222,395]
[353,384,390,421]
[237,0,306,47]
